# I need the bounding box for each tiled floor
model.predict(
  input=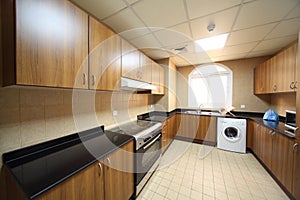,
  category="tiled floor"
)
[137,140,289,200]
